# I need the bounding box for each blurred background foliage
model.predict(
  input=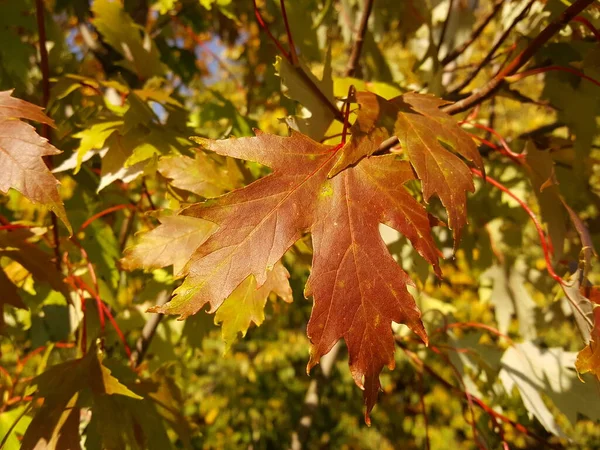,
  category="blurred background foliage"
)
[1,0,600,448]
